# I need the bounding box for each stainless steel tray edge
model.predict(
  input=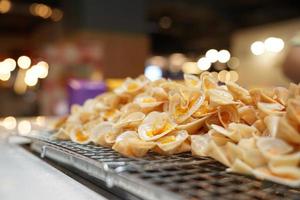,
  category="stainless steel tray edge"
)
[30,140,183,200]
